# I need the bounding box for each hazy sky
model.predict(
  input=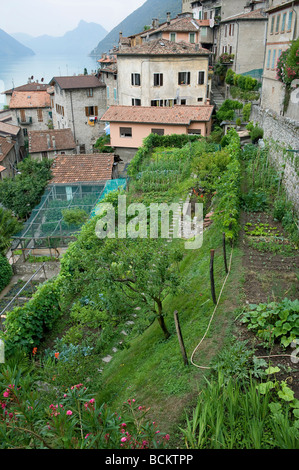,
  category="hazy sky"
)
[1,0,146,37]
